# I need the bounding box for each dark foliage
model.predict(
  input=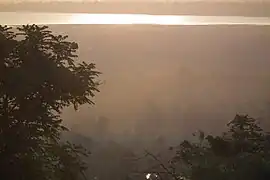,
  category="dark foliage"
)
[169,114,270,180]
[0,25,100,180]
